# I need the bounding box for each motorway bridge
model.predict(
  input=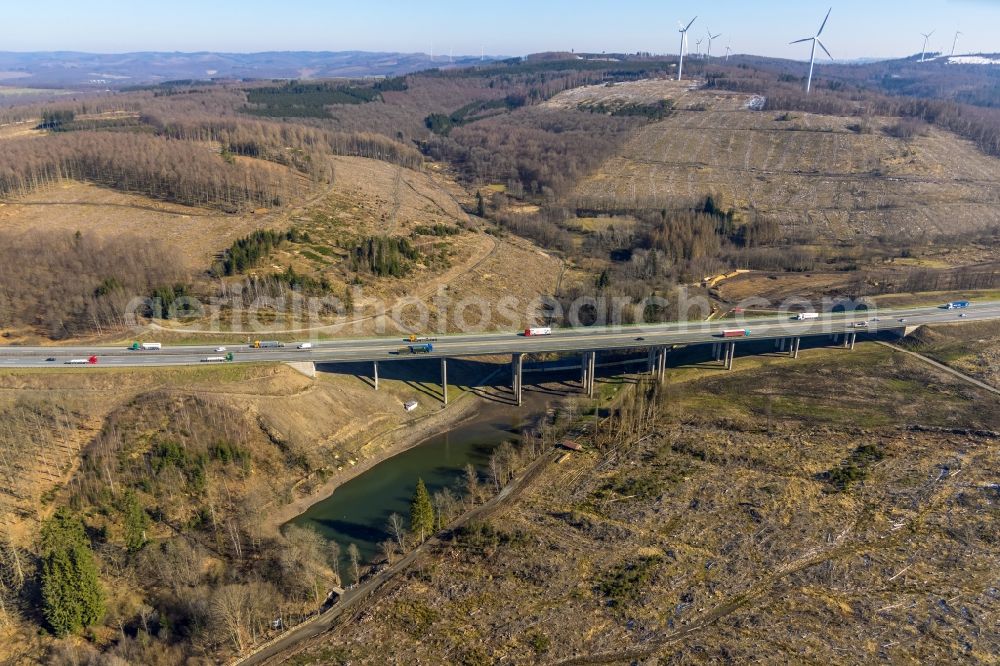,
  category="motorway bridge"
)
[1,302,997,404]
